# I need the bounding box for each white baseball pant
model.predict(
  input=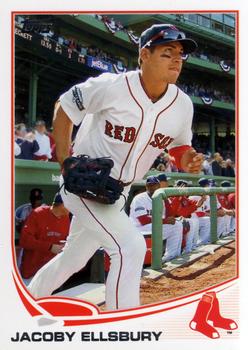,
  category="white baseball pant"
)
[218,215,232,237]
[140,221,183,262]
[182,218,198,253]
